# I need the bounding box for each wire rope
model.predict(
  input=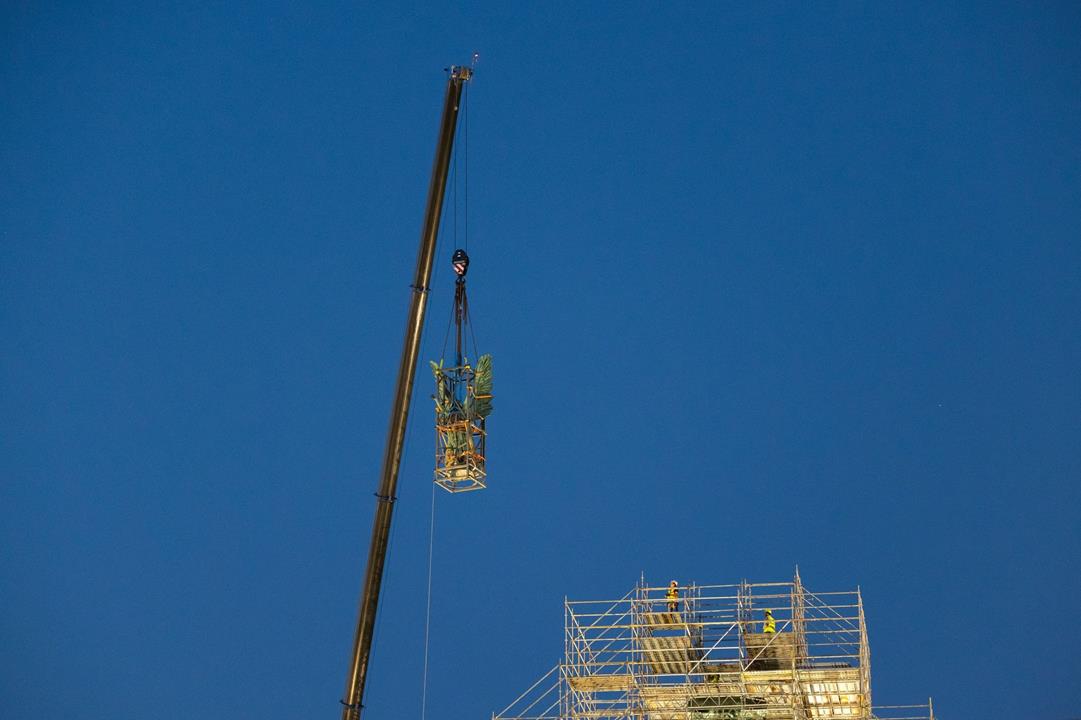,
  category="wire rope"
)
[463,80,470,252]
[452,126,458,250]
[465,298,481,363]
[420,478,438,720]
[439,306,454,361]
